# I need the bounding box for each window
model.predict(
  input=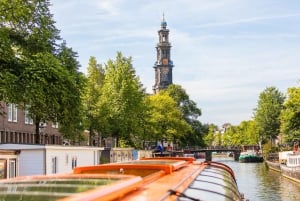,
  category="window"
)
[0,160,6,179]
[9,160,16,178]
[65,154,69,165]
[52,122,59,129]
[72,157,77,169]
[24,106,33,125]
[51,157,57,174]
[7,103,17,122]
